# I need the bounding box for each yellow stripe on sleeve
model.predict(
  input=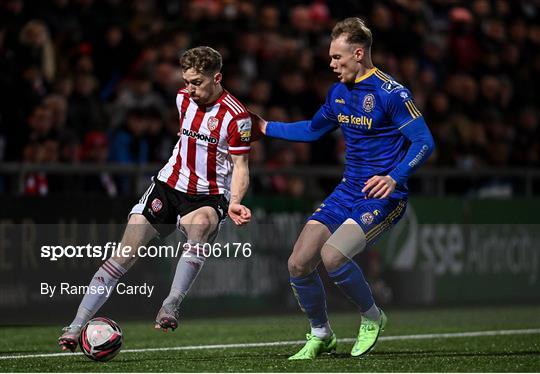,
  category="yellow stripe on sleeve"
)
[374,70,390,82]
[405,101,419,119]
[408,100,422,117]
